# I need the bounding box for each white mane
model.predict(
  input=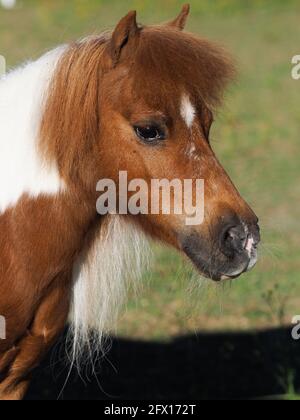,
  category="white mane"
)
[70,216,150,363]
